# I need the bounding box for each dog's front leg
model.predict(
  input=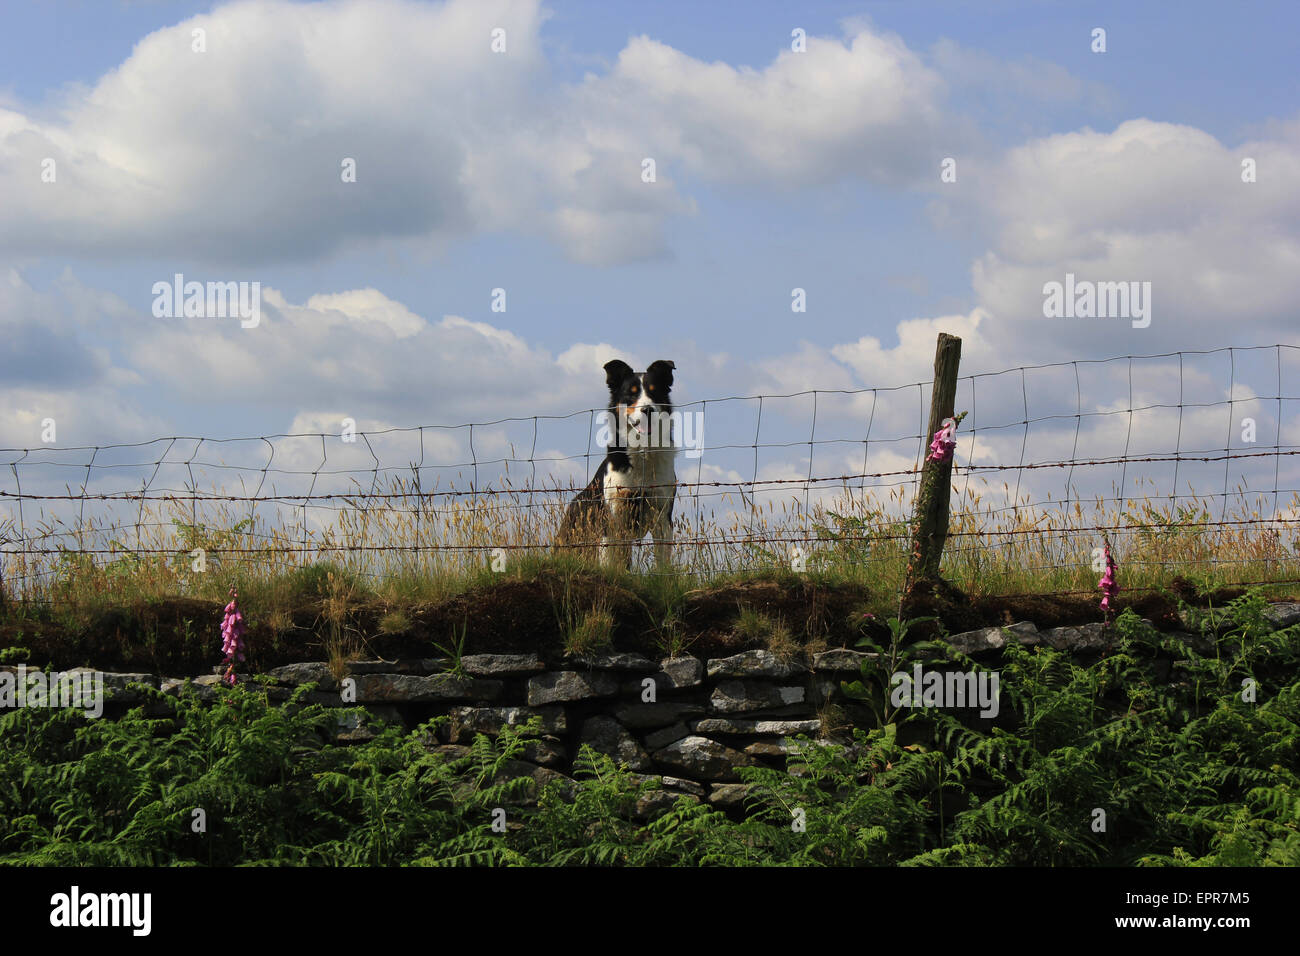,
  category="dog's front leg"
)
[602,491,634,571]
[652,499,675,571]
